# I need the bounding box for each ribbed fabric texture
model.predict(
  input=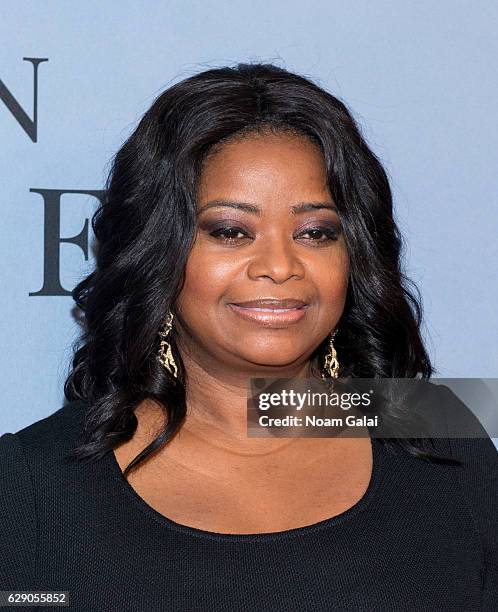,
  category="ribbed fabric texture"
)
[1,385,497,611]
